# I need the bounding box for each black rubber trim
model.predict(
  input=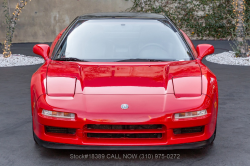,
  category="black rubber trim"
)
[34,132,215,150]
